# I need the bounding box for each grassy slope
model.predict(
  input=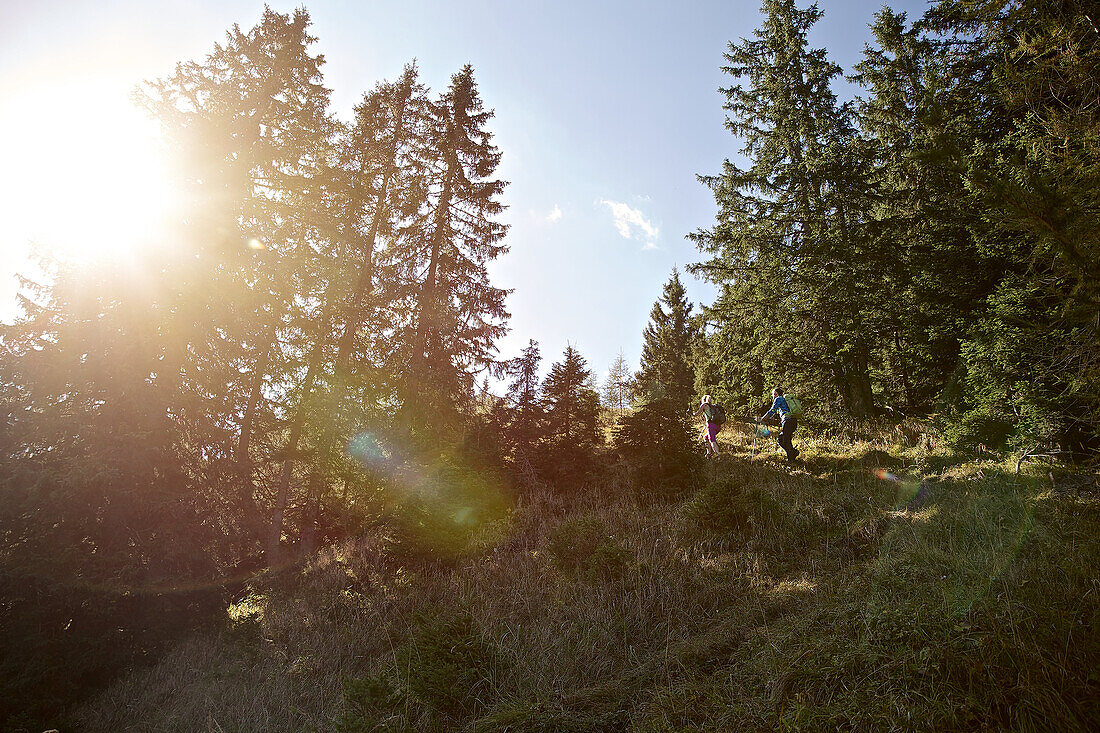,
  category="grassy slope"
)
[76,422,1099,732]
